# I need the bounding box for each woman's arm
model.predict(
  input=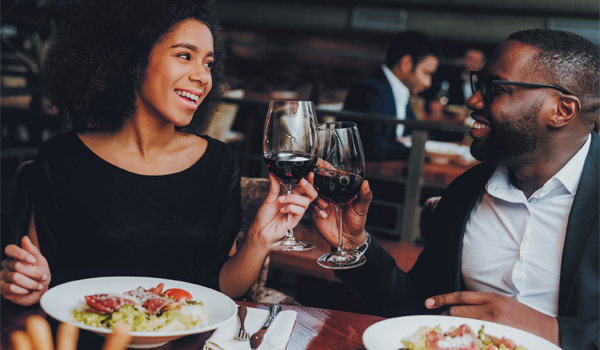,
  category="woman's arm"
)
[218,174,317,298]
[0,209,51,306]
